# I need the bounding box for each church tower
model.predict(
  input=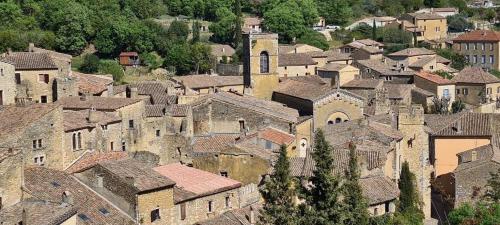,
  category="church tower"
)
[243,33,279,100]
